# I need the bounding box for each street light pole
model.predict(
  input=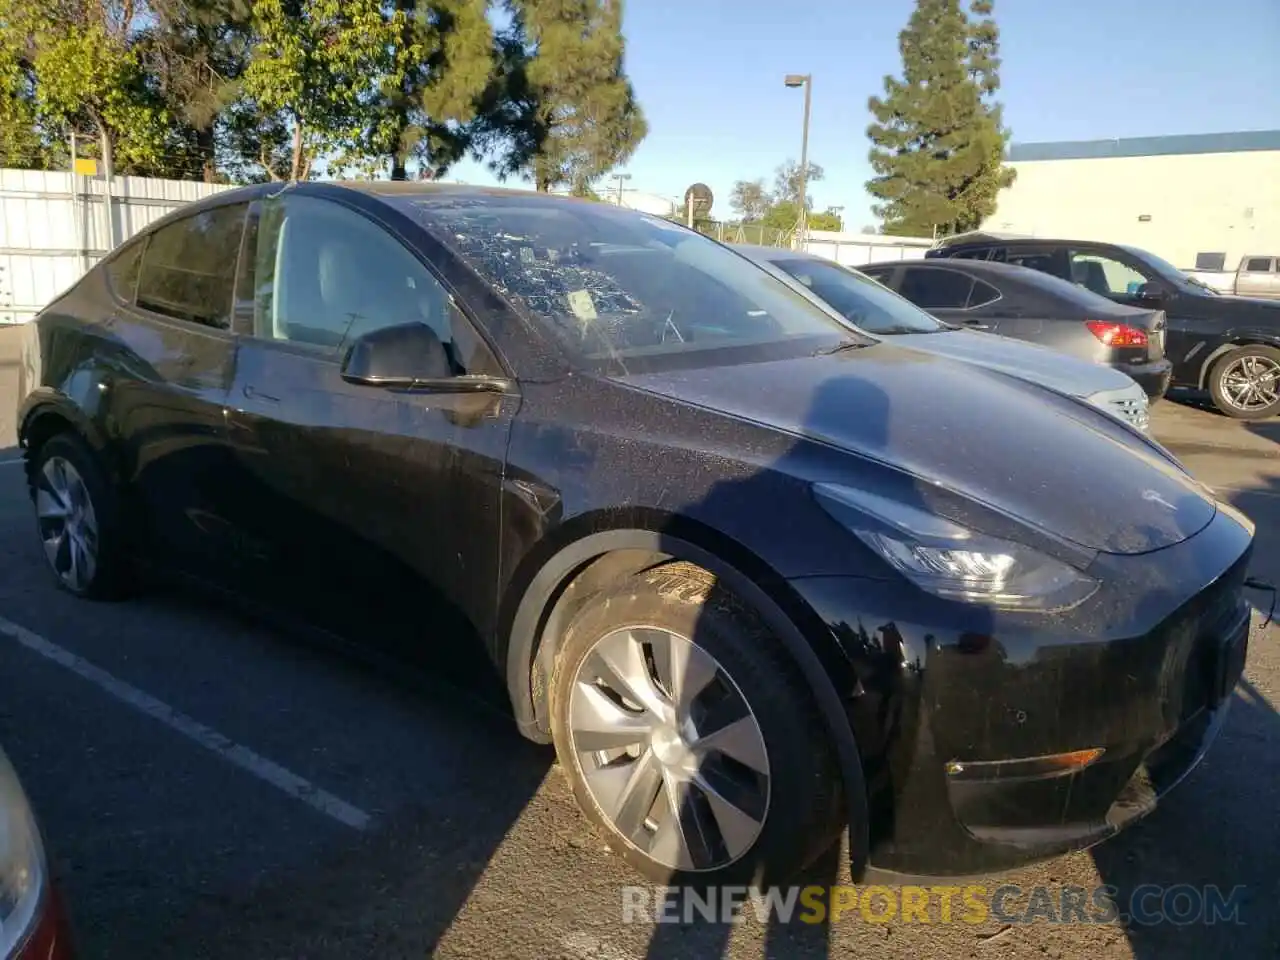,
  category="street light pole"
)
[784,73,813,248]
[611,172,632,206]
